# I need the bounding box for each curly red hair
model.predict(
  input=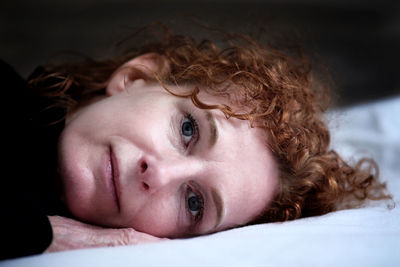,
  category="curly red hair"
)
[29,25,392,225]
